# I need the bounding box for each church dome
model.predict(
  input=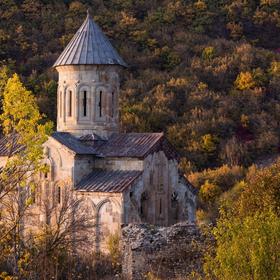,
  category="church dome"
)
[53,10,127,68]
